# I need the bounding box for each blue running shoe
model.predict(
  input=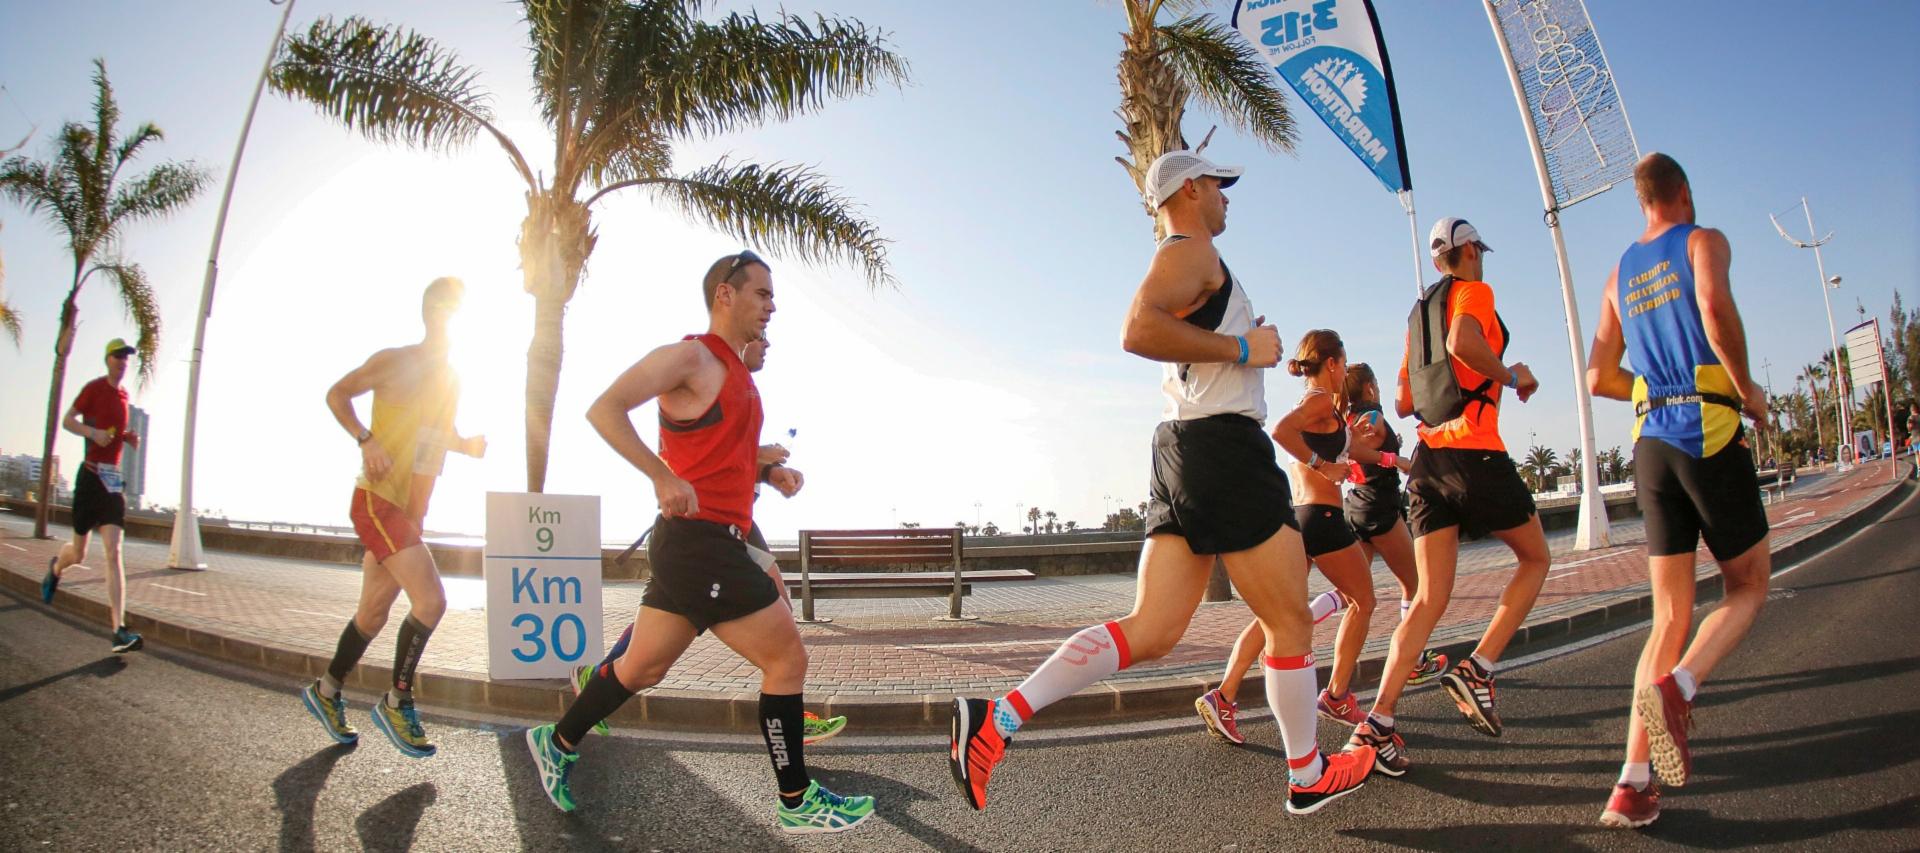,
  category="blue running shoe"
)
[777,780,875,834]
[300,680,359,745]
[370,694,436,758]
[110,626,143,654]
[41,557,58,604]
[525,724,577,812]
